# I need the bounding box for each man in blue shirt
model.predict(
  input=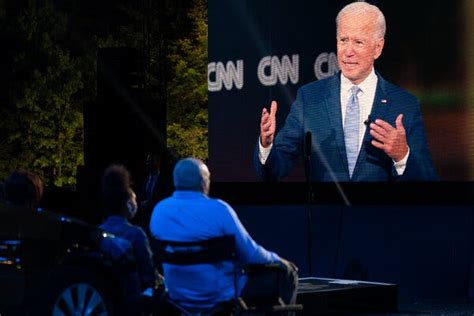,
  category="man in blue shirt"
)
[149,158,298,311]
